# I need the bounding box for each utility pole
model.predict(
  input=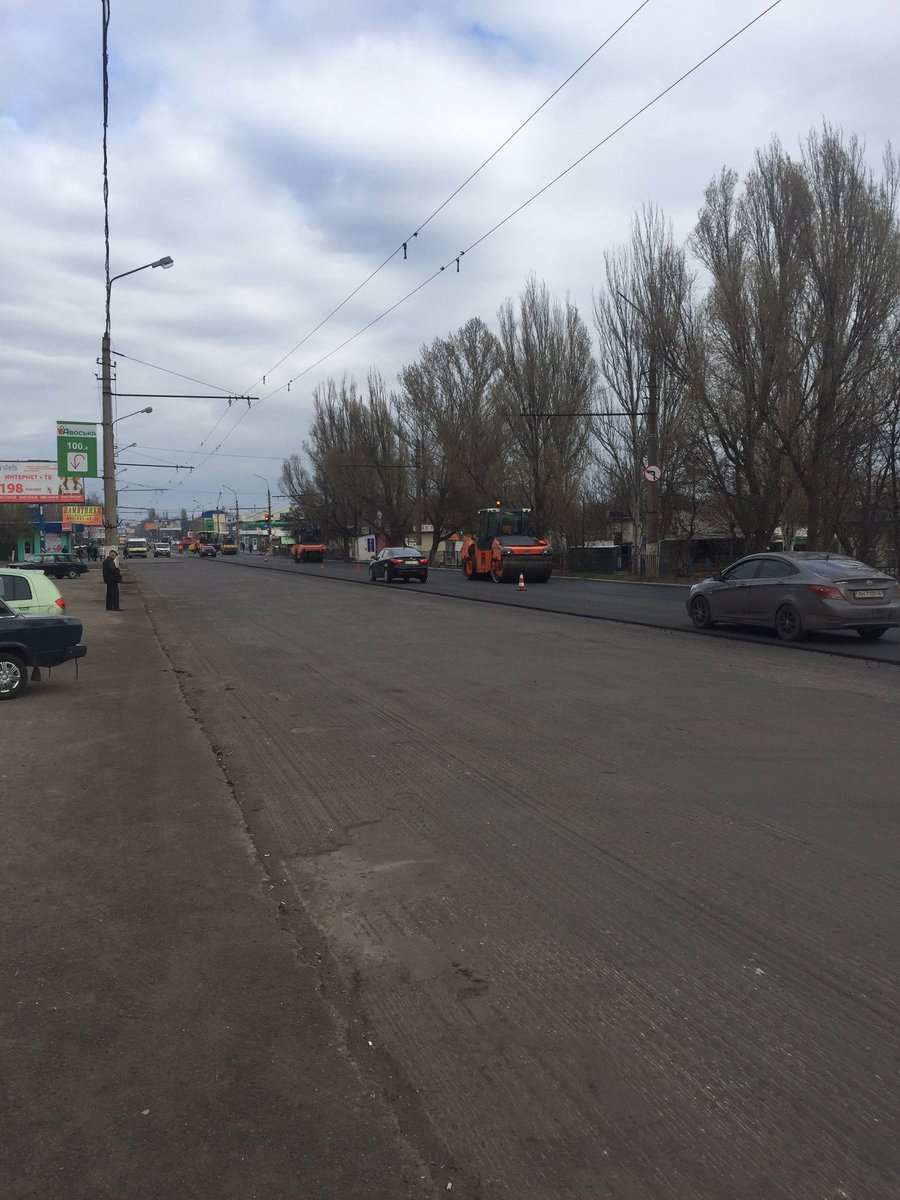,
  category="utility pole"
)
[101,332,116,553]
[255,474,272,555]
